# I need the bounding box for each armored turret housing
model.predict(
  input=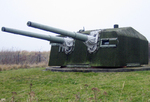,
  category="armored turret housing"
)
[49,26,148,67]
[1,22,148,68]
